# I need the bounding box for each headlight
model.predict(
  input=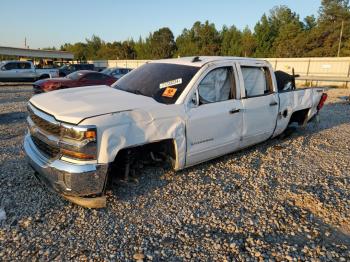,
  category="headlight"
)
[44,82,61,90]
[61,125,96,141]
[59,124,97,161]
